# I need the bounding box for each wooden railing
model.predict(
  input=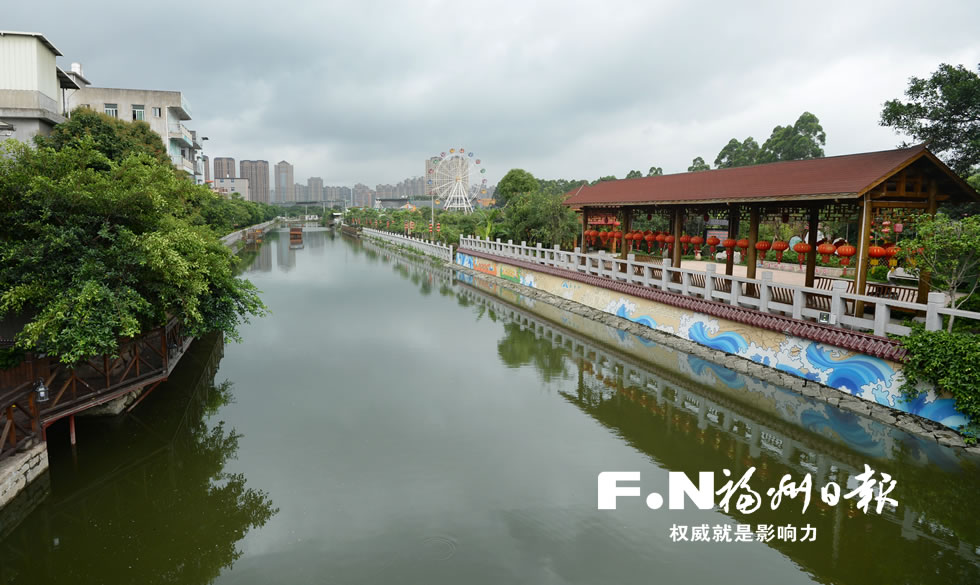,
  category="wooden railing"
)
[457,236,980,338]
[0,317,192,458]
